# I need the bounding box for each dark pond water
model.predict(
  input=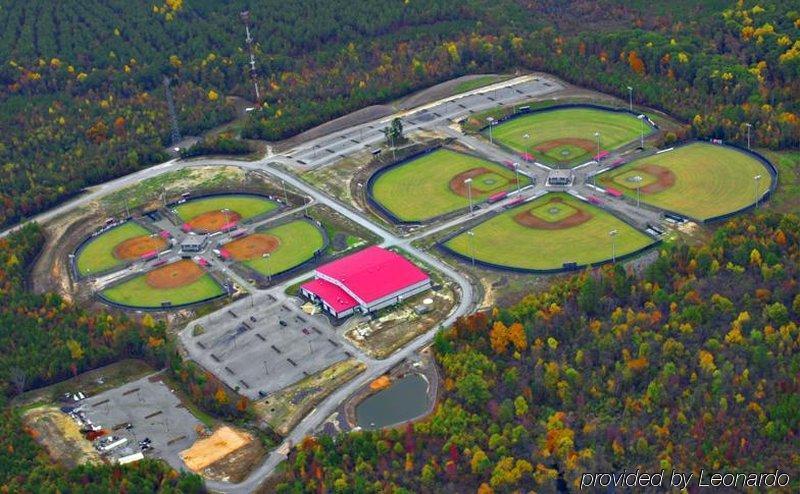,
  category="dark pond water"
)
[355,373,430,429]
